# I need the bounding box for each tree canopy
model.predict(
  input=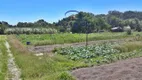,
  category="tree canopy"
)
[1,10,142,34]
